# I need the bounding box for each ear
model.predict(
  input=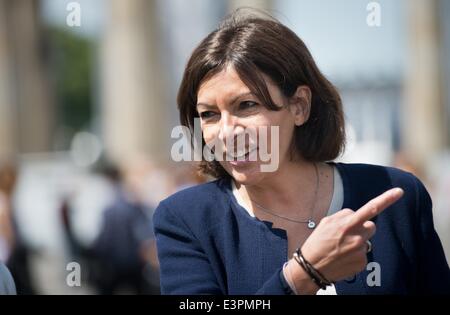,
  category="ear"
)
[288,85,312,126]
